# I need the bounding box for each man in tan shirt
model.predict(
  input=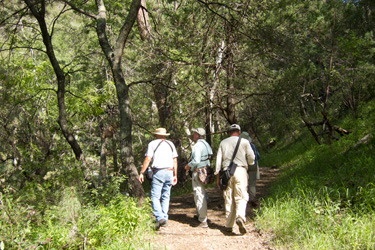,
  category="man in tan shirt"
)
[215,124,255,234]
